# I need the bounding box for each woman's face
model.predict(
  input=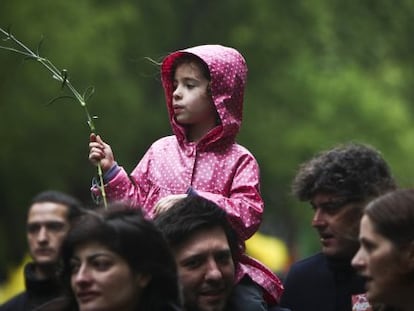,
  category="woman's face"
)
[70,241,149,311]
[352,215,408,306]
